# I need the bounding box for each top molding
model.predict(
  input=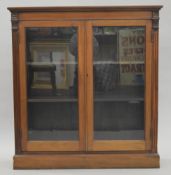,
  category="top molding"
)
[8,6,163,13]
